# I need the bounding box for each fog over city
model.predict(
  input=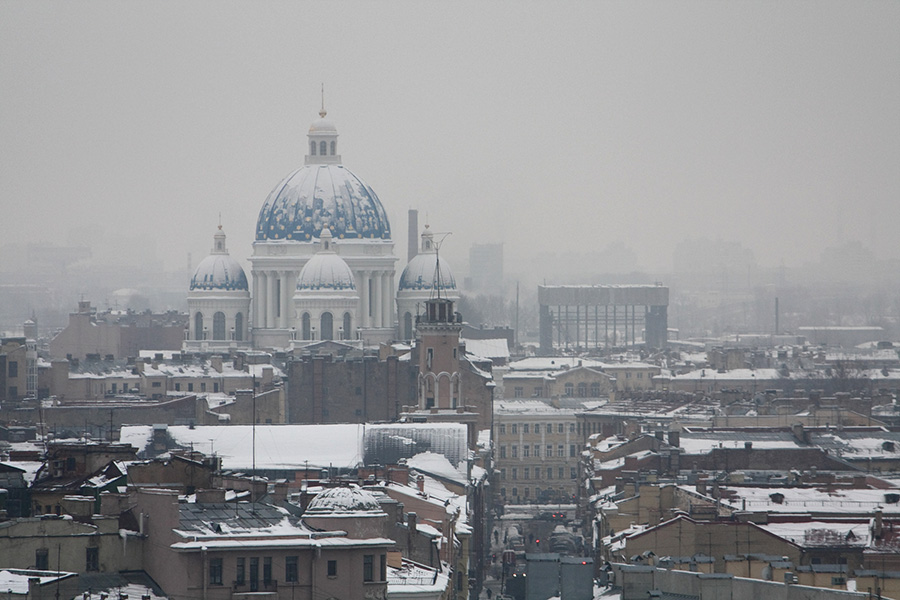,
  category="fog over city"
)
[1,1,899,331]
